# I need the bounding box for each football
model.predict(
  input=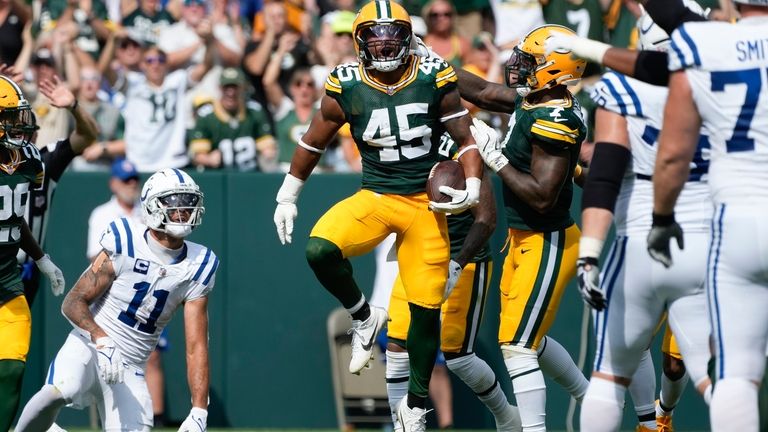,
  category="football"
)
[426,160,466,203]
